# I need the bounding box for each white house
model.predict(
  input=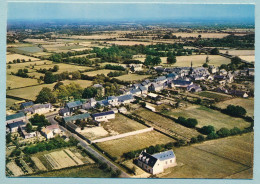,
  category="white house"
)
[107,96,119,106]
[92,111,115,122]
[41,124,61,139]
[137,150,177,175]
